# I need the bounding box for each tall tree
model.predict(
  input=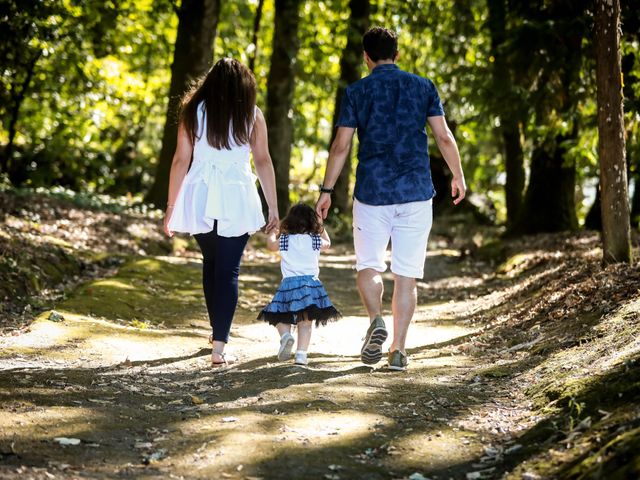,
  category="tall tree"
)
[265,0,303,216]
[594,0,632,263]
[486,0,524,228]
[510,1,588,234]
[146,0,222,208]
[248,0,265,73]
[330,0,370,214]
[515,133,579,234]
